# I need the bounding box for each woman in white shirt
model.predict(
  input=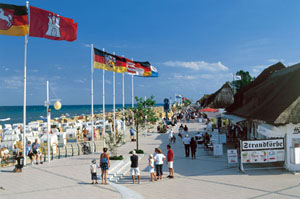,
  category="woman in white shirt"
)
[154,148,166,180]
